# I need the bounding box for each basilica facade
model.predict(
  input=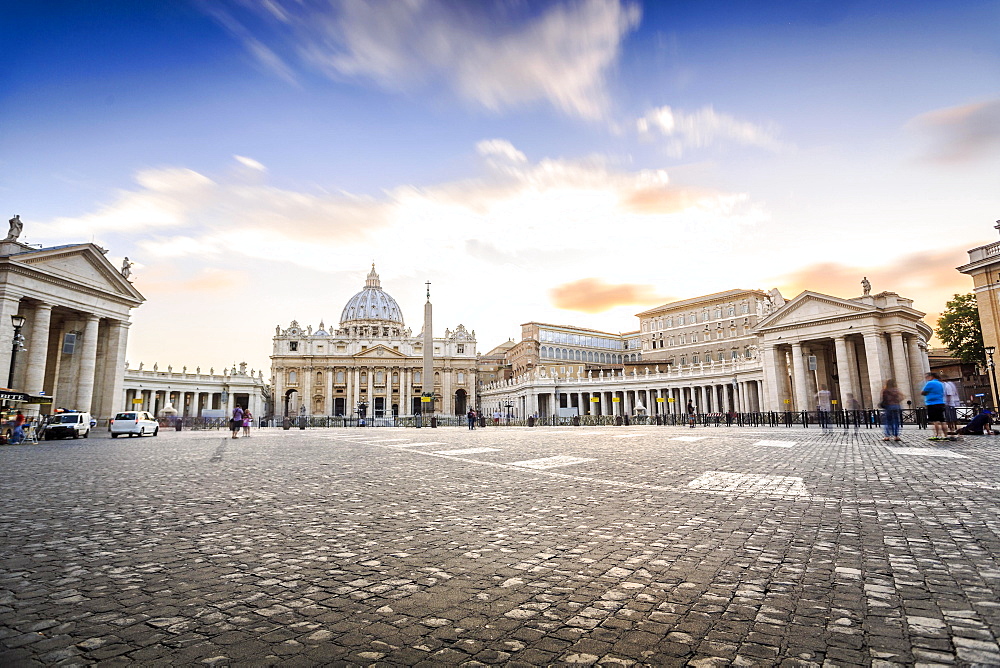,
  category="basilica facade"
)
[270,266,477,418]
